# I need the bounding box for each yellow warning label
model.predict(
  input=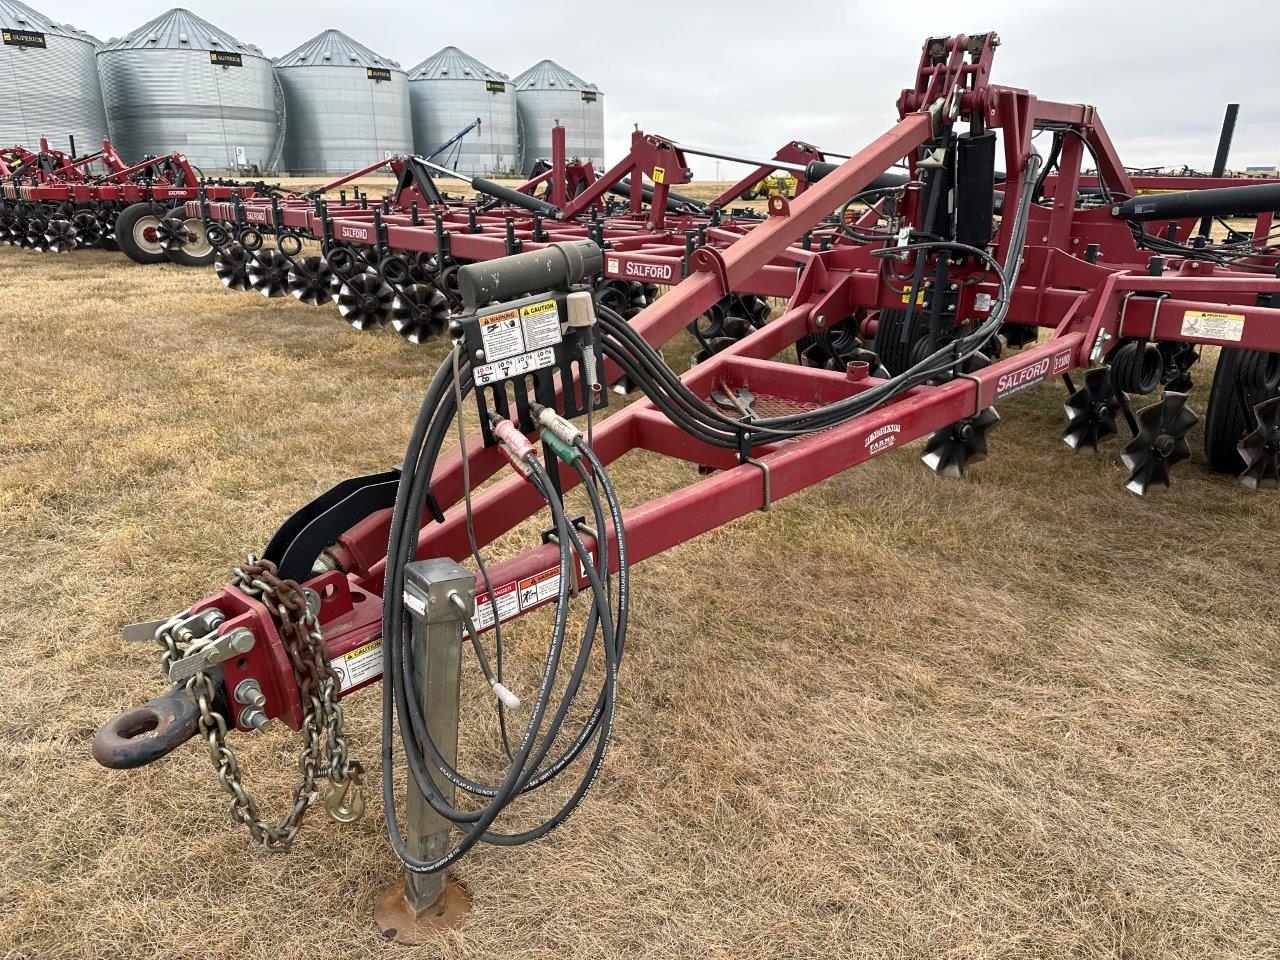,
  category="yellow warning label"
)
[652,166,666,184]
[519,300,558,322]
[520,298,562,350]
[1181,309,1245,343]
[900,290,926,305]
[332,639,383,693]
[344,639,381,660]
